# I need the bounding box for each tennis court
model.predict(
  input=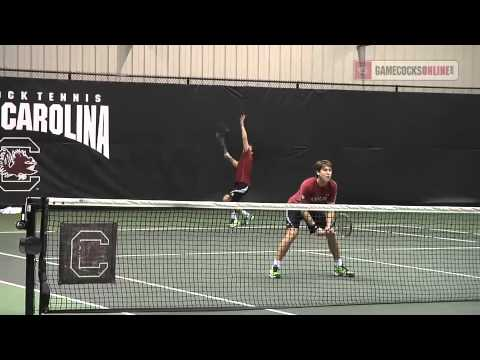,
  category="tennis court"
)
[2,201,480,315]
